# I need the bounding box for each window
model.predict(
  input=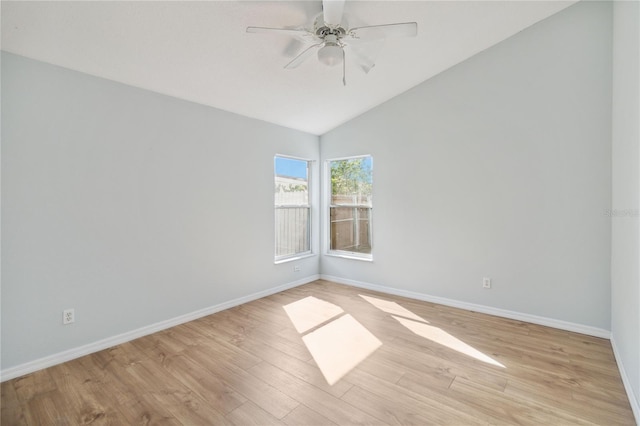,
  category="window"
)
[275,156,311,262]
[328,156,373,259]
